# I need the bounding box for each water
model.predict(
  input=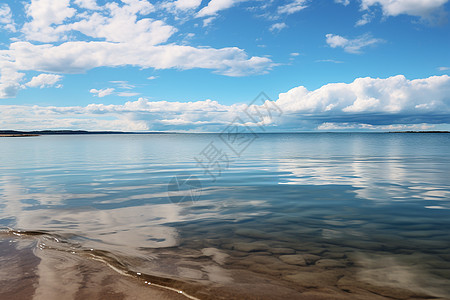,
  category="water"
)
[1,133,450,299]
